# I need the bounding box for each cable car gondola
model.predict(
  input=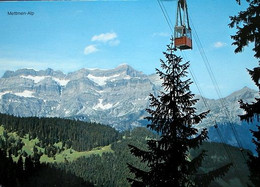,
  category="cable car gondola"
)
[174,0,192,50]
